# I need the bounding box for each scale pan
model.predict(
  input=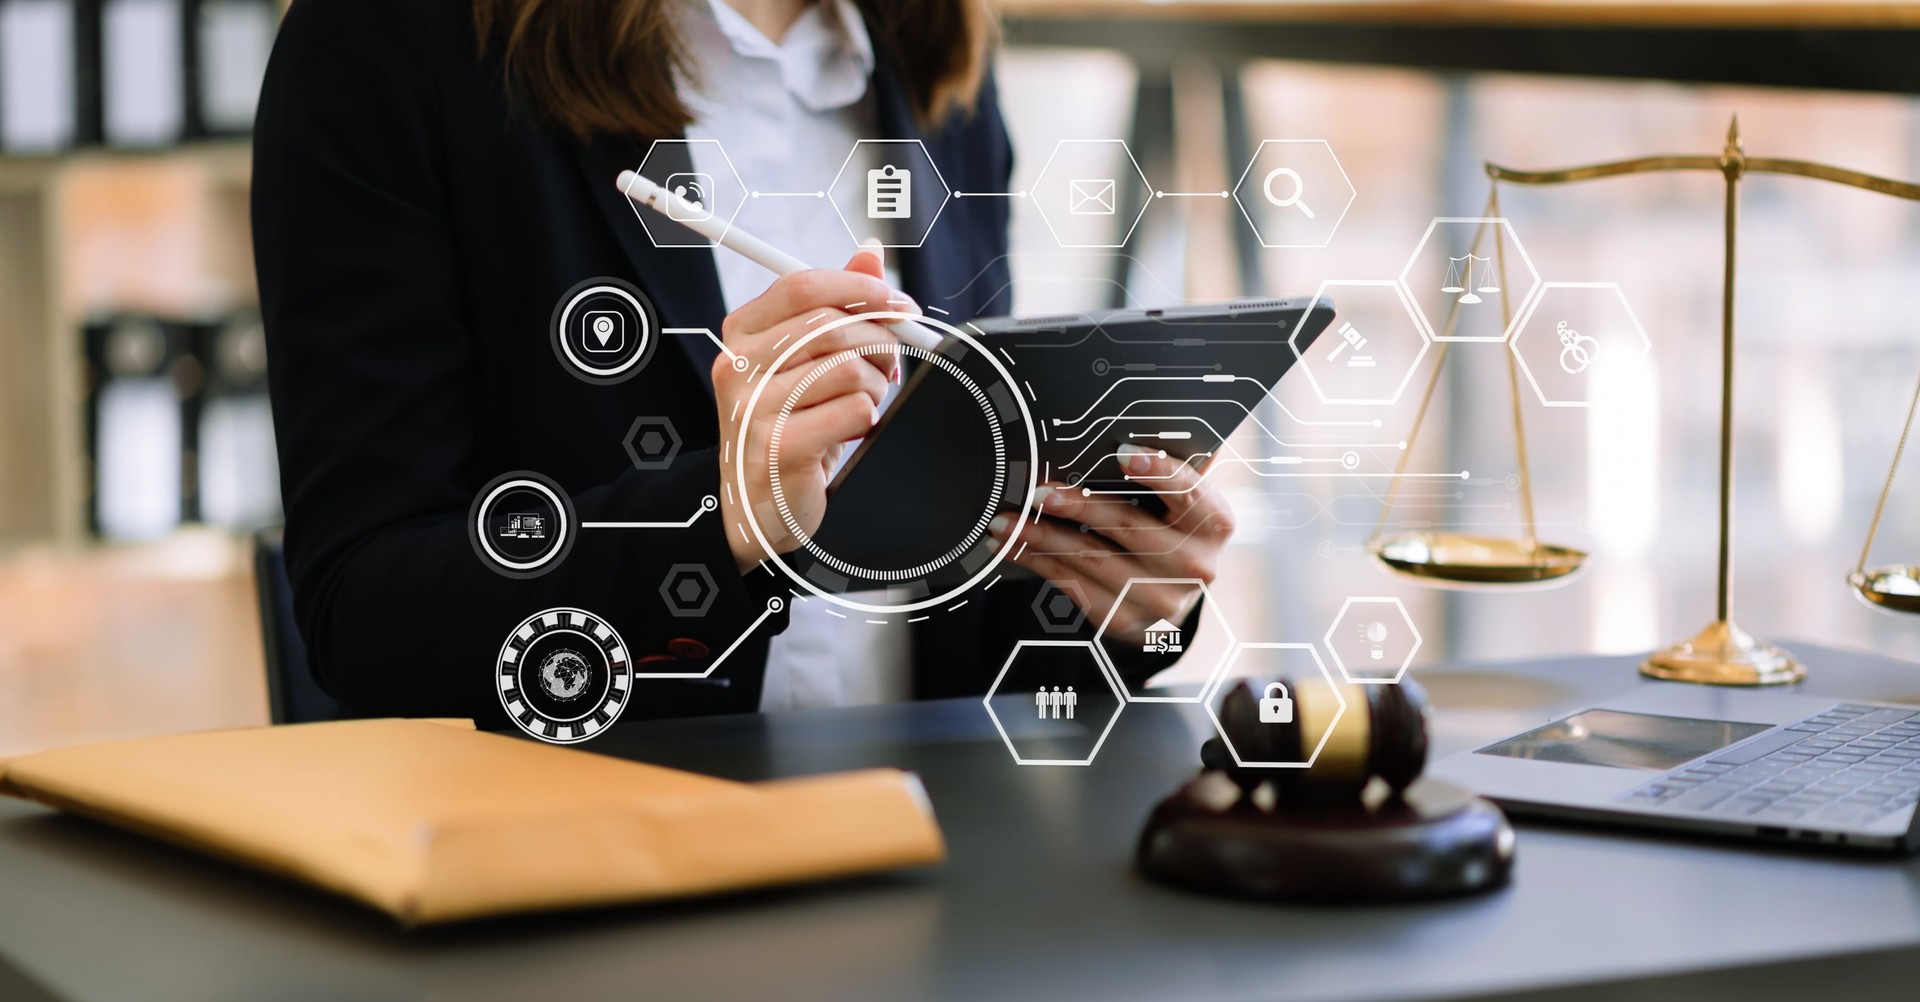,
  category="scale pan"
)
[1372,532,1587,586]
[1849,566,1920,615]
